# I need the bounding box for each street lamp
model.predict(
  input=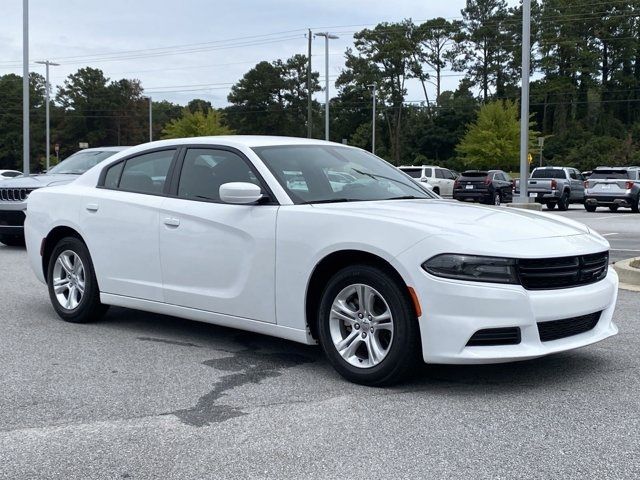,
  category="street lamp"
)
[367,84,376,155]
[517,0,532,202]
[315,32,339,141]
[35,60,59,171]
